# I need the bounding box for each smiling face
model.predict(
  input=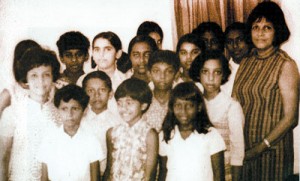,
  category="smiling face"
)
[130,42,151,75]
[85,78,112,114]
[58,99,84,128]
[173,98,197,128]
[179,42,201,71]
[117,96,147,126]
[26,65,53,101]
[200,59,223,99]
[225,30,249,63]
[92,38,121,71]
[251,17,275,52]
[61,49,87,73]
[149,62,176,91]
